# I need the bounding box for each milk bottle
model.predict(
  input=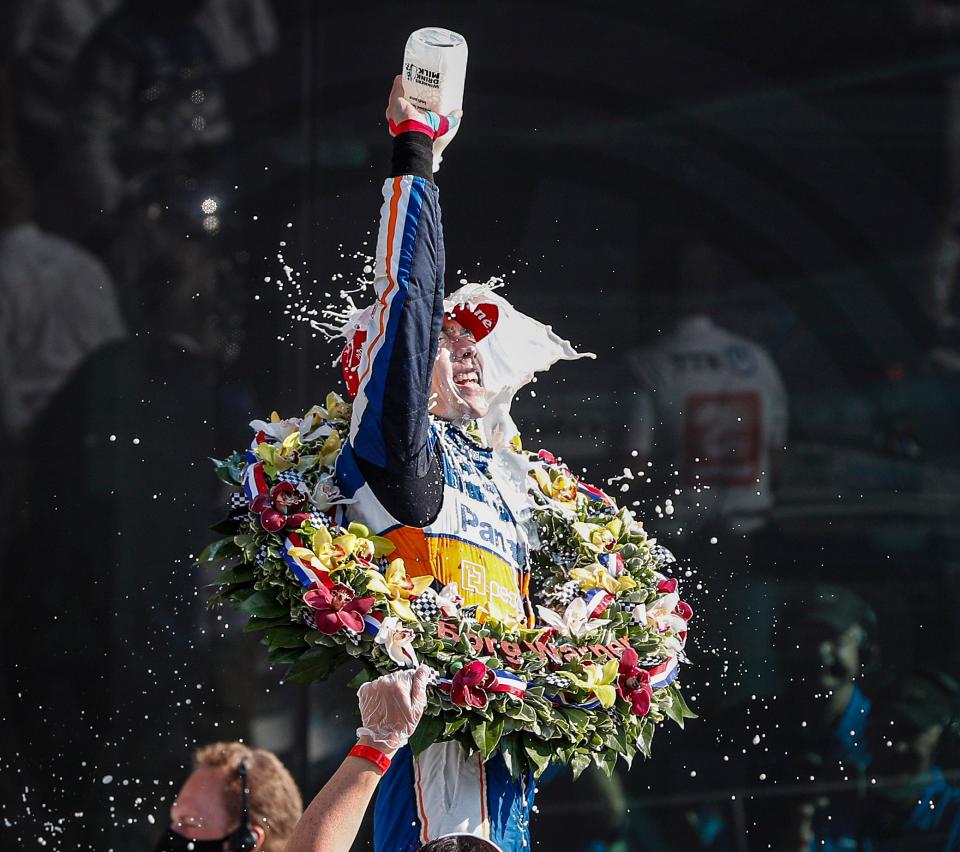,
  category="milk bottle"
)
[402,27,468,171]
